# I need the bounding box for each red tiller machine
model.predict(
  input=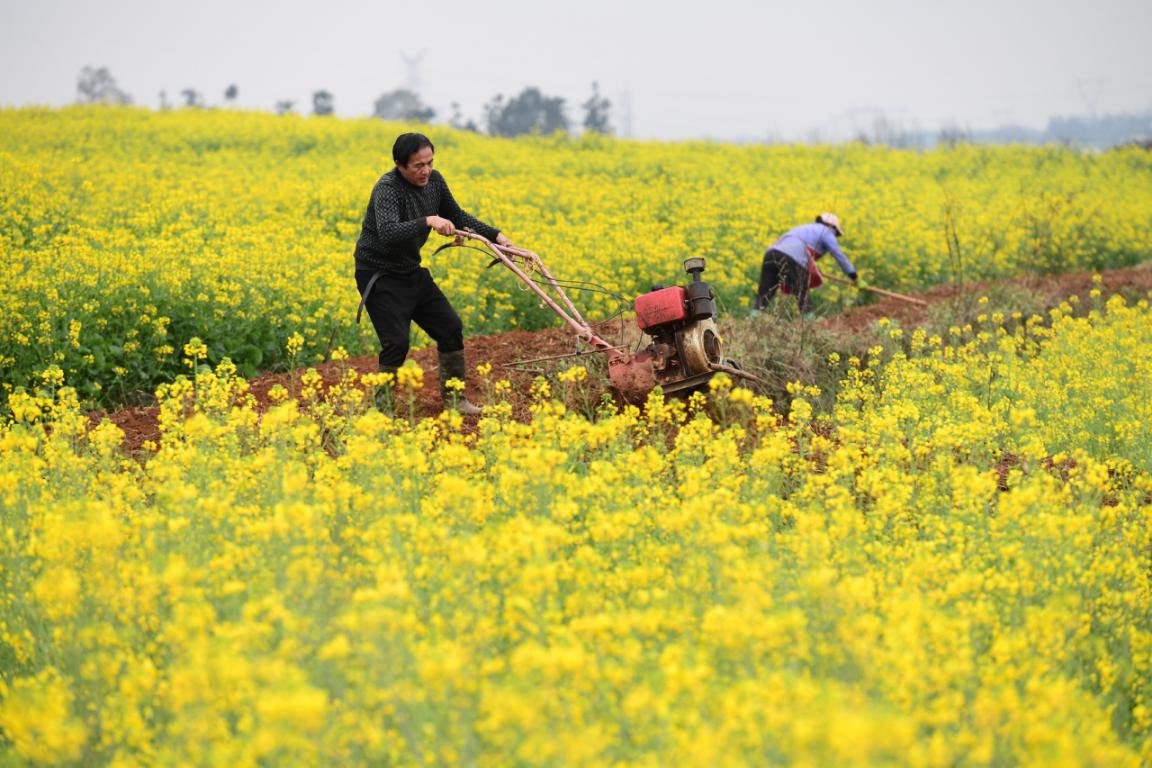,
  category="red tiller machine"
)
[439,231,760,399]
